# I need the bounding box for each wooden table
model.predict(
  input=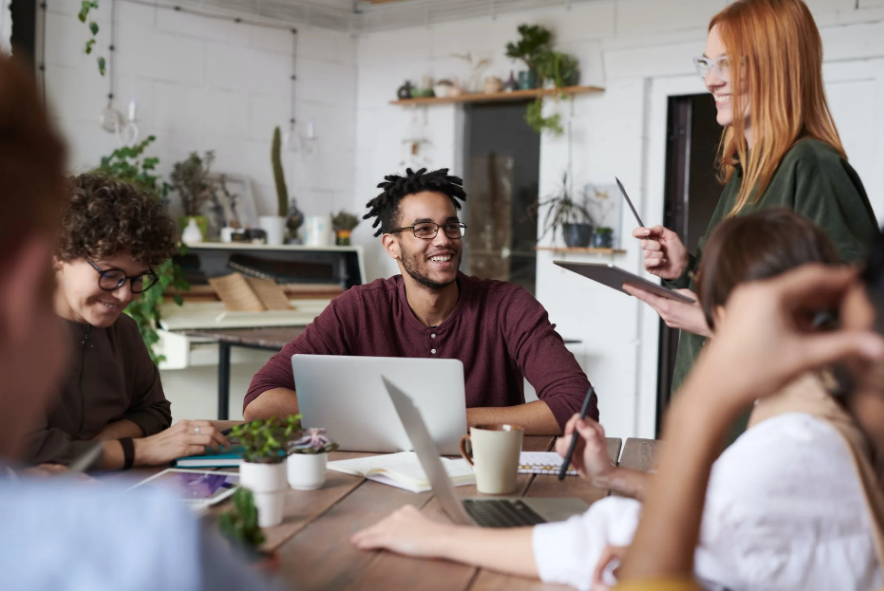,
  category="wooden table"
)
[180,327,307,420]
[207,434,628,591]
